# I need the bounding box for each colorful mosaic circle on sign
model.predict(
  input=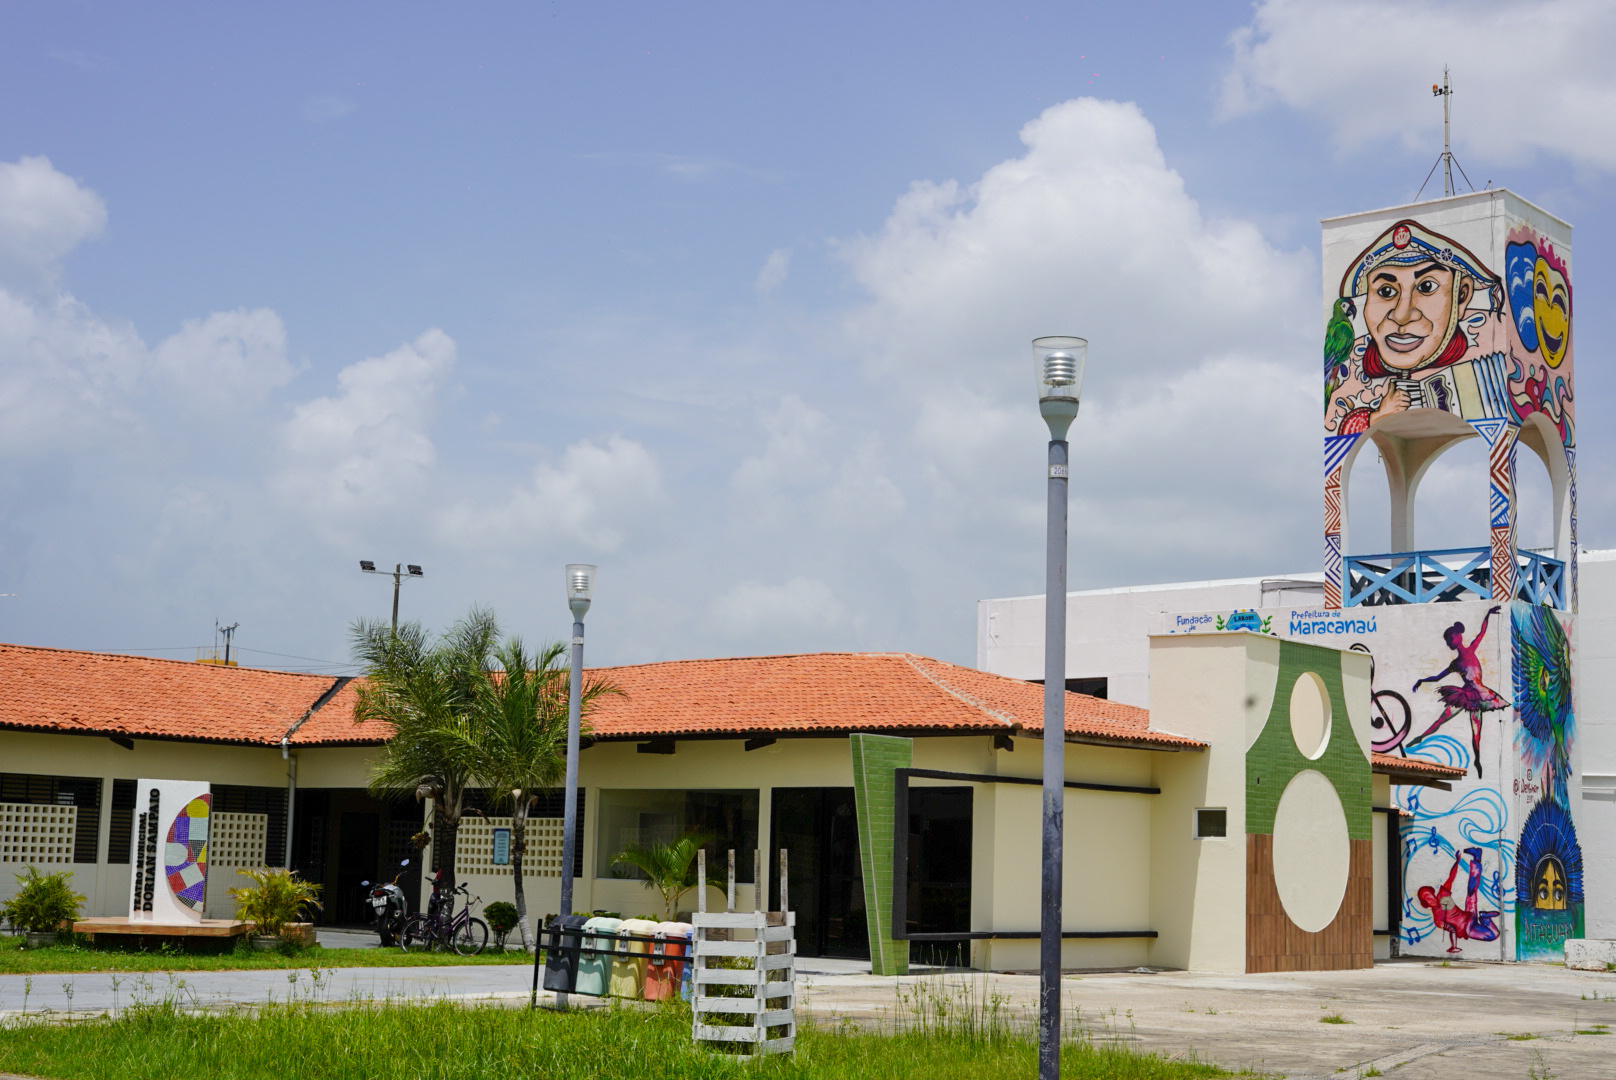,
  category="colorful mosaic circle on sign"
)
[164,795,212,911]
